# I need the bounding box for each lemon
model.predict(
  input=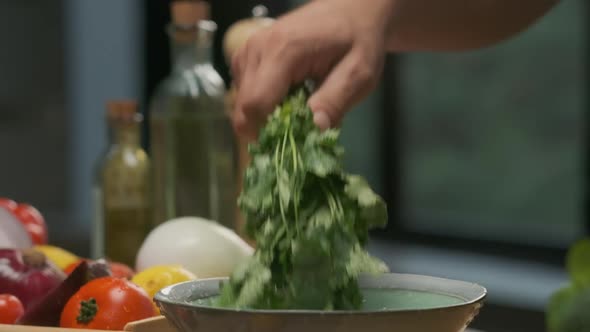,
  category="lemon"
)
[34,245,79,270]
[132,265,197,300]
